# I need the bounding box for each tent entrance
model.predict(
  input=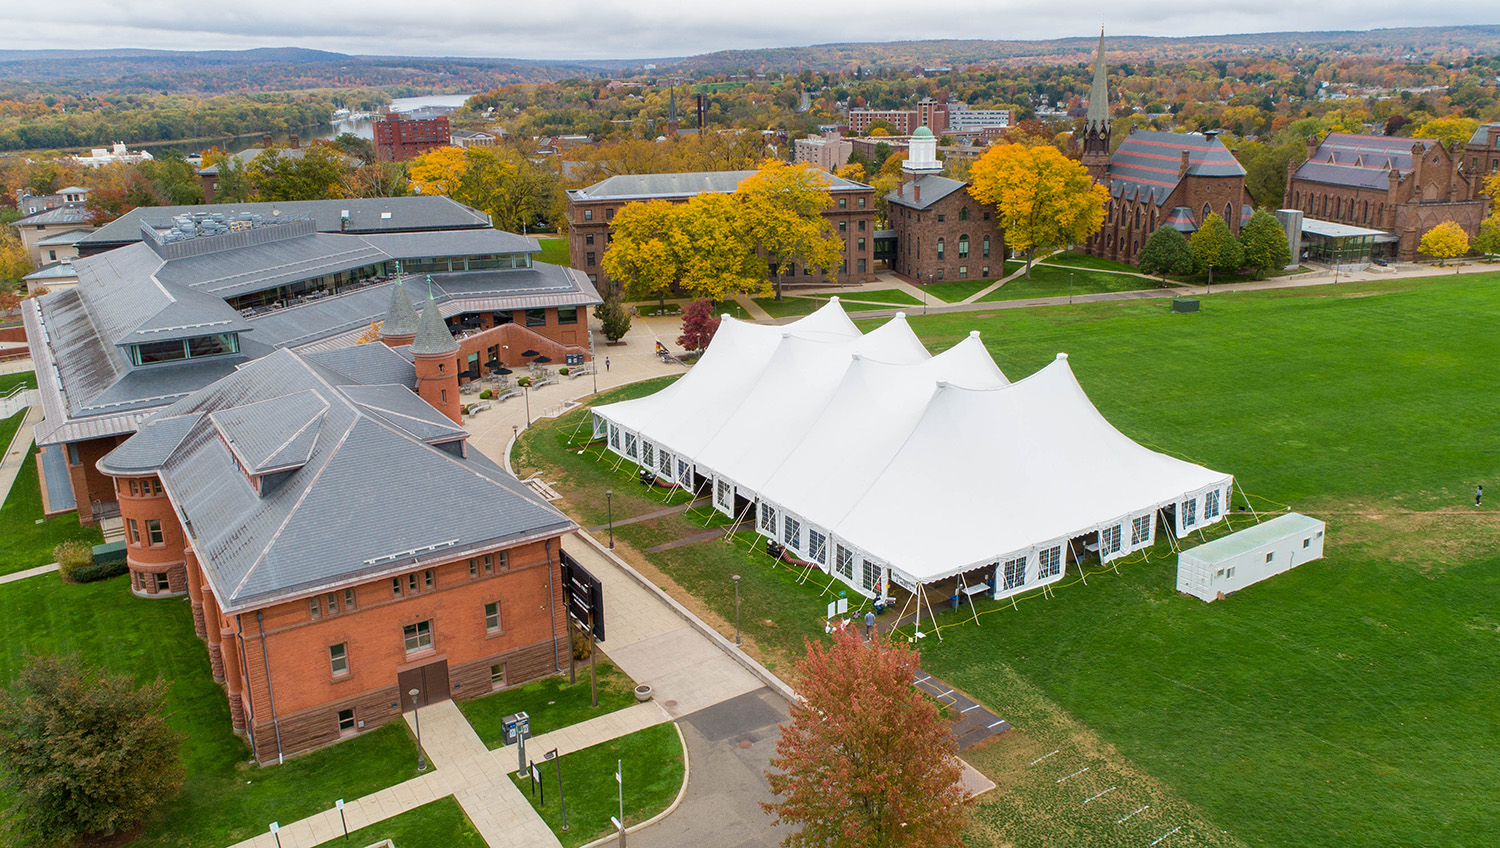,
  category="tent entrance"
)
[1067,530,1101,566]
